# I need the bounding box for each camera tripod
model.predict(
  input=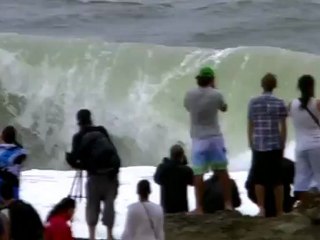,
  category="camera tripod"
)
[69,170,86,201]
